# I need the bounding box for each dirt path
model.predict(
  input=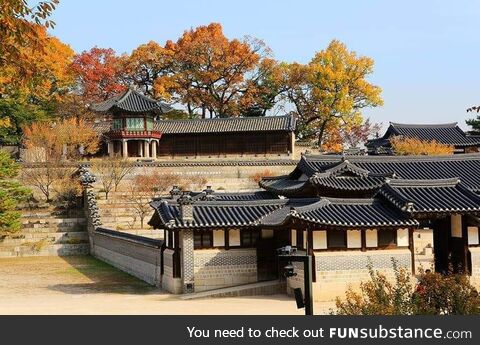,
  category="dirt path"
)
[0,256,334,315]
